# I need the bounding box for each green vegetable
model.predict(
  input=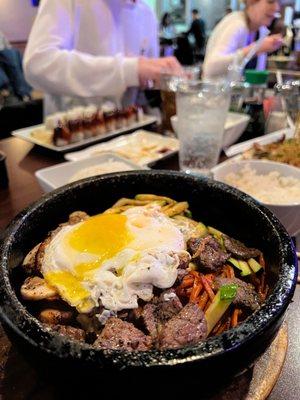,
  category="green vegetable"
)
[207,226,223,238]
[228,258,252,277]
[207,226,226,249]
[238,260,253,277]
[184,209,193,219]
[195,222,208,238]
[220,284,238,300]
[205,284,237,335]
[248,258,263,273]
